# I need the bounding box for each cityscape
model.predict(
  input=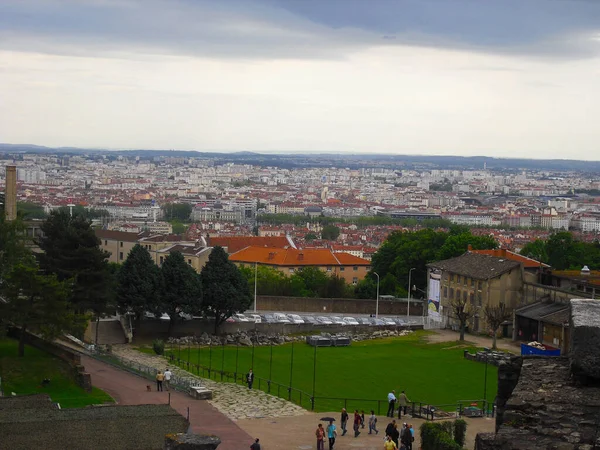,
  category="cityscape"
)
[1,1,600,450]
